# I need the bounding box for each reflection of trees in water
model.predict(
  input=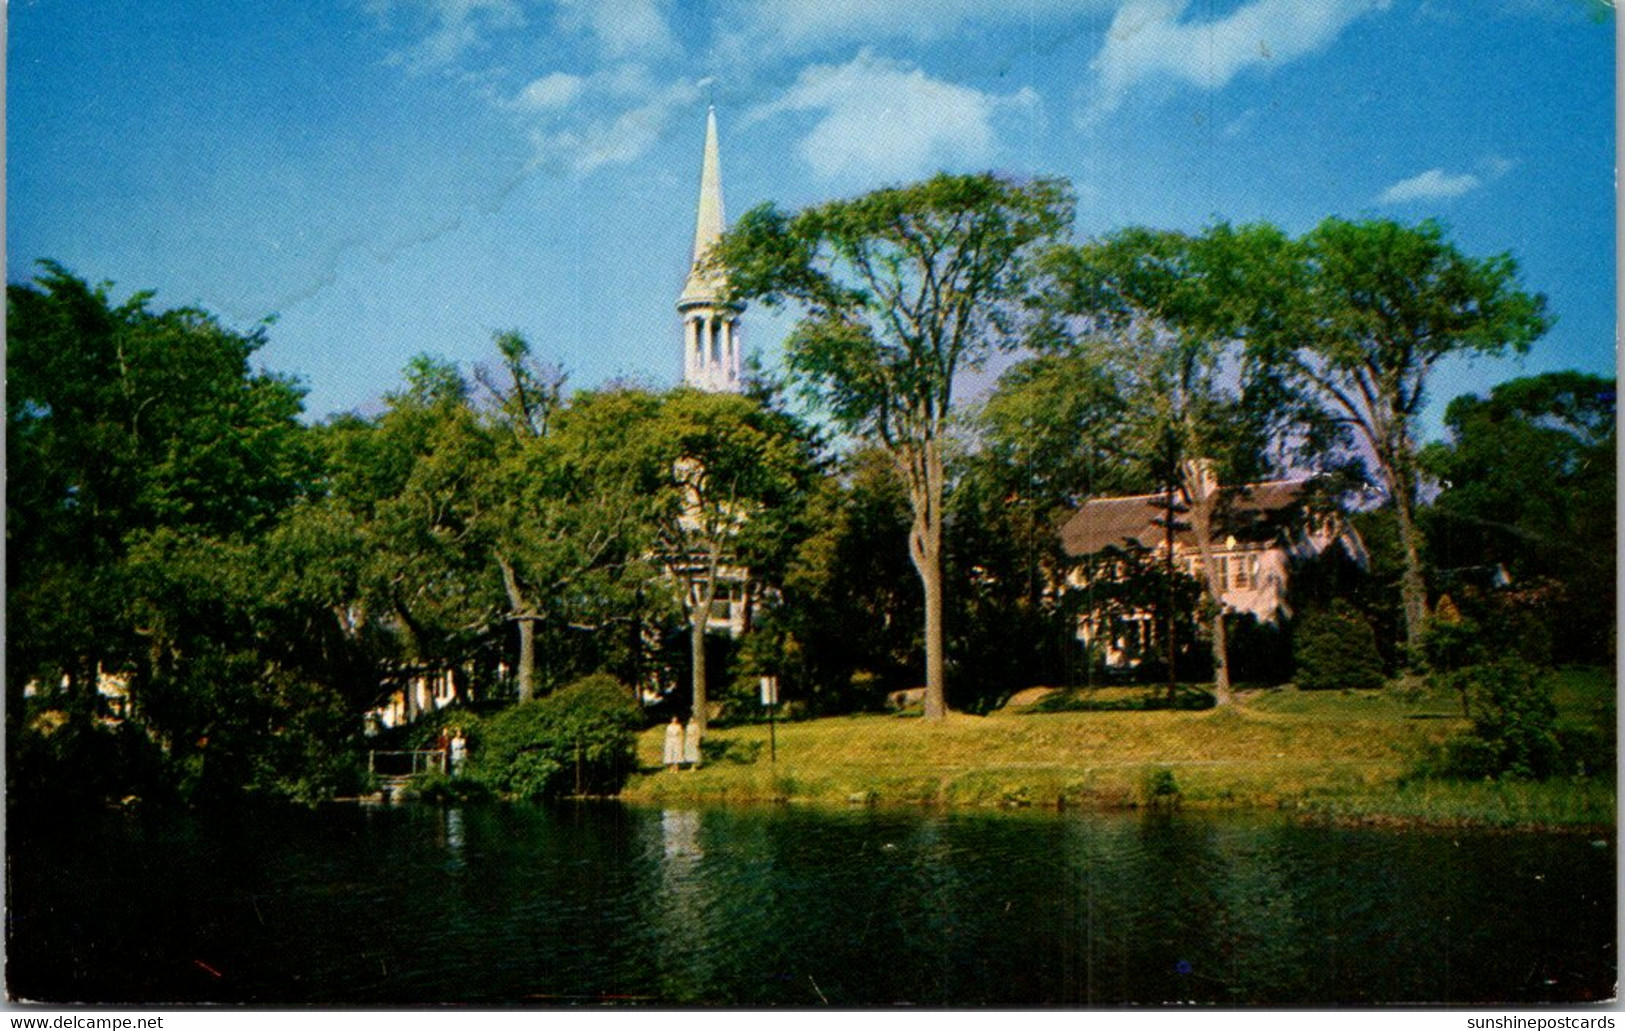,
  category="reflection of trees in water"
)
[1202,823,1315,1001]
[443,806,465,870]
[895,814,968,1005]
[649,809,720,1002]
[1055,816,1161,1004]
